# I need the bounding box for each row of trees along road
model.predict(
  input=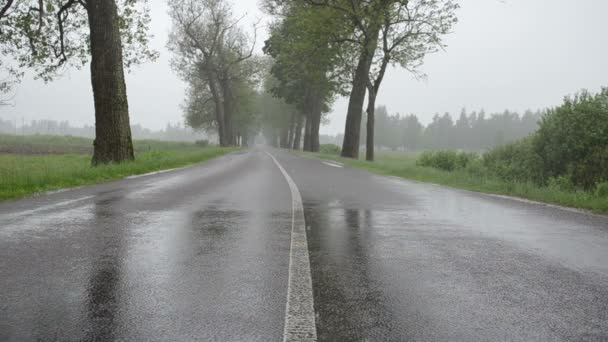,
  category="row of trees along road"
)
[168,0,260,147]
[170,0,459,156]
[0,0,156,165]
[263,0,458,160]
